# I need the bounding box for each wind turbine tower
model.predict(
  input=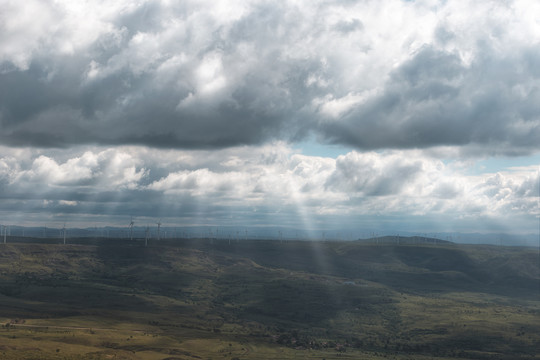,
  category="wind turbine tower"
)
[129,216,135,241]
[2,225,6,244]
[156,220,162,240]
[145,225,150,247]
[62,223,66,245]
